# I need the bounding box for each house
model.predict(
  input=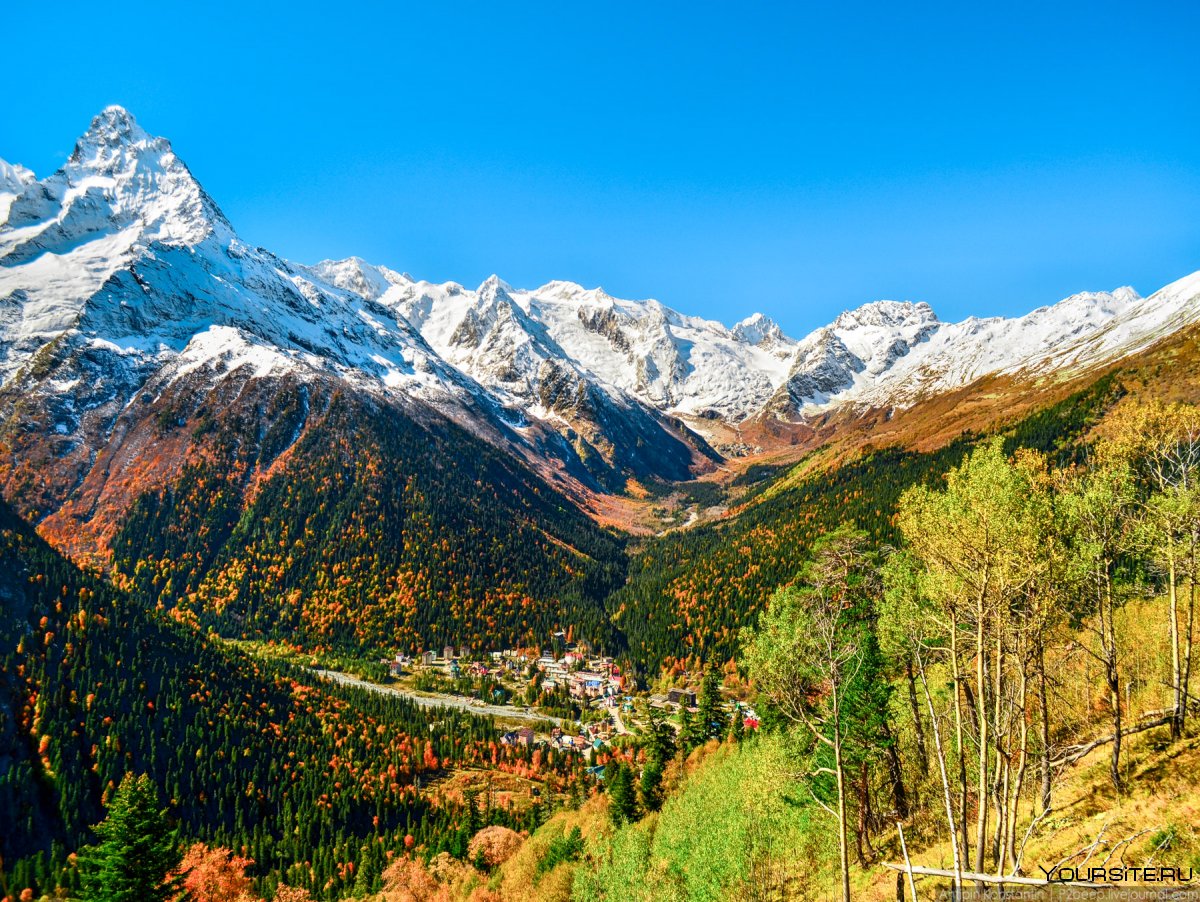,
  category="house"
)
[421,651,437,667]
[442,645,455,661]
[569,671,606,700]
[516,726,535,748]
[668,688,697,707]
